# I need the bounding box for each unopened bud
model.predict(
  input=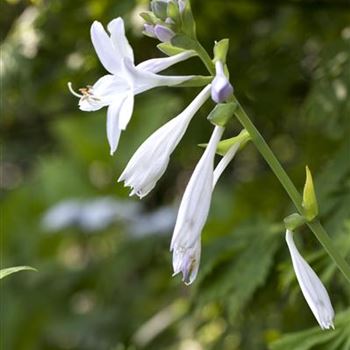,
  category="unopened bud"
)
[143,24,156,38]
[211,61,233,103]
[178,0,186,12]
[151,0,168,20]
[154,24,175,42]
